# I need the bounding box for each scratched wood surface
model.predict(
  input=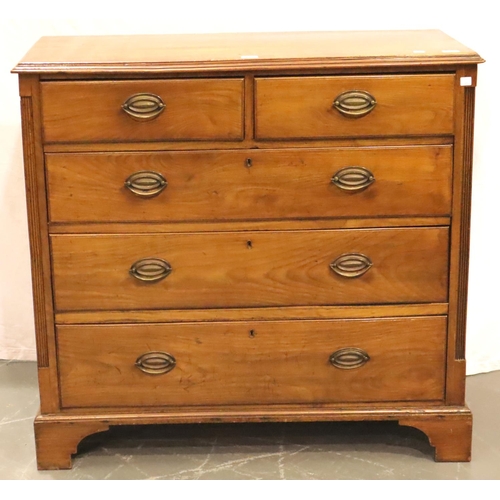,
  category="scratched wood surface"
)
[57,316,447,408]
[46,145,452,223]
[13,30,482,74]
[41,79,244,143]
[255,75,455,139]
[51,227,449,311]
